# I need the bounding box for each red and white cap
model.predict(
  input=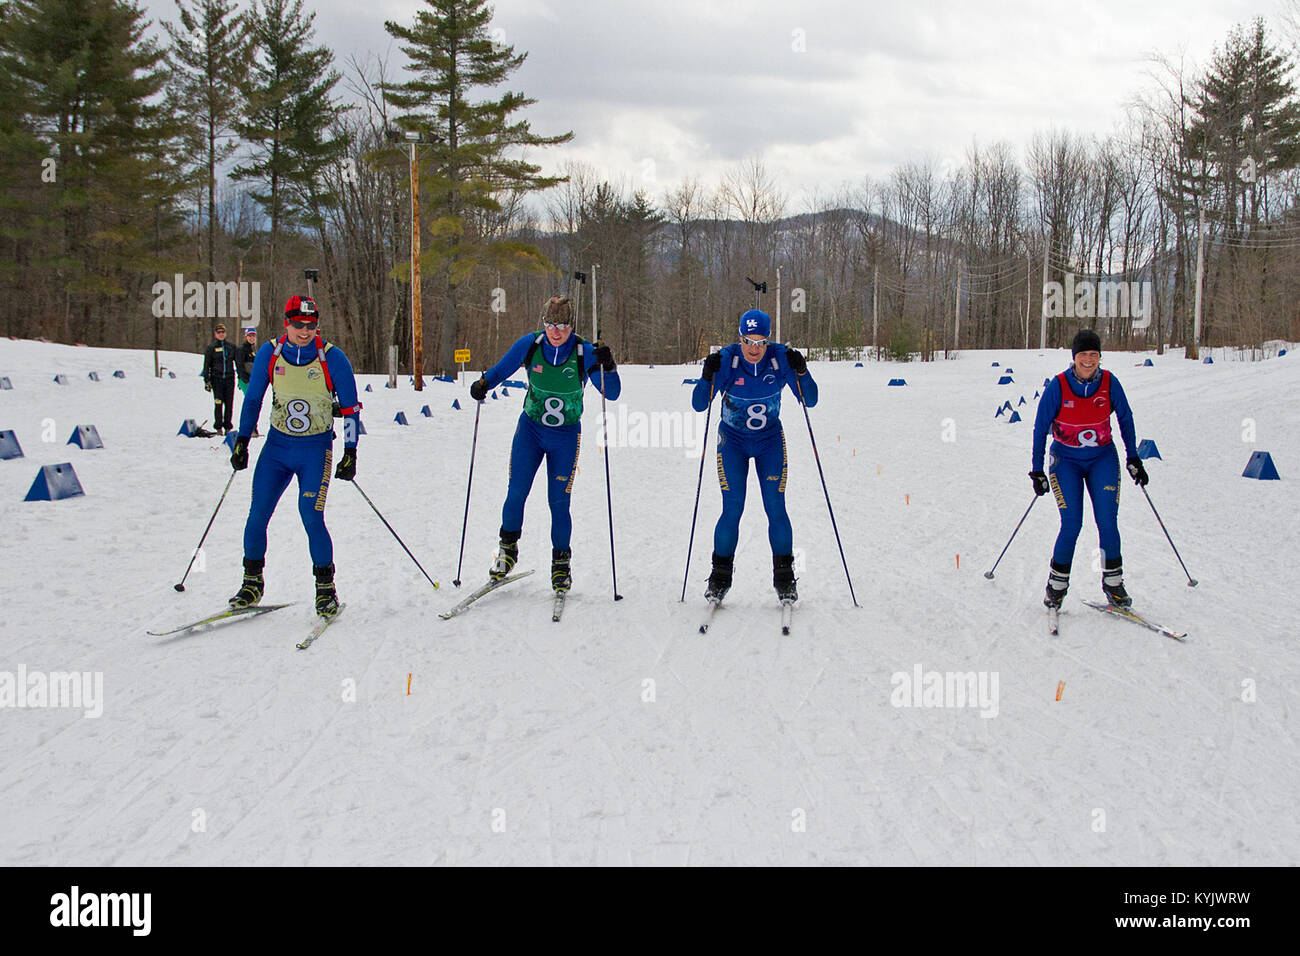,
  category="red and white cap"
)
[283,295,318,323]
